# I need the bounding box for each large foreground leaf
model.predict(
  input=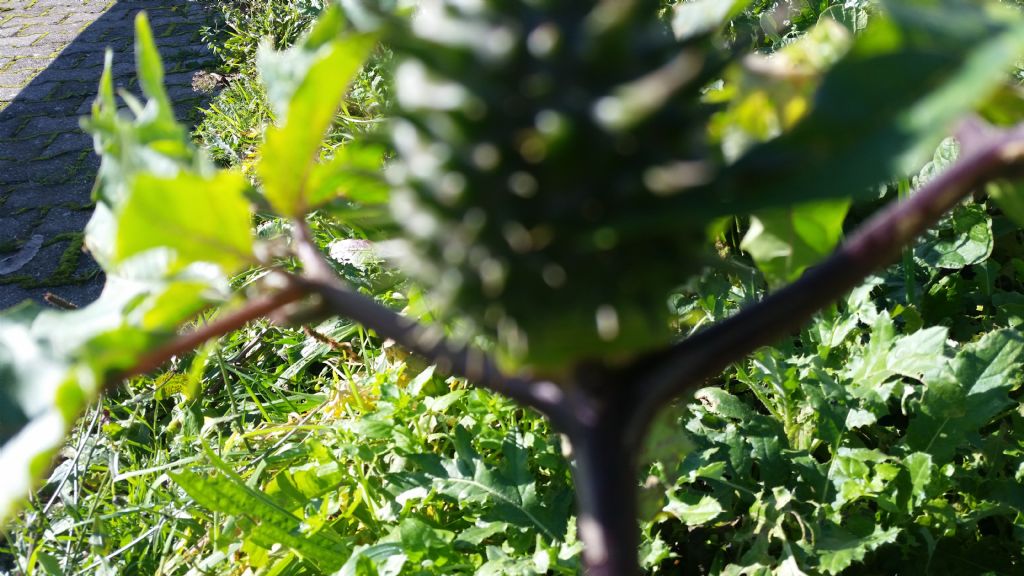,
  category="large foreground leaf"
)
[256,6,377,216]
[703,0,1024,215]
